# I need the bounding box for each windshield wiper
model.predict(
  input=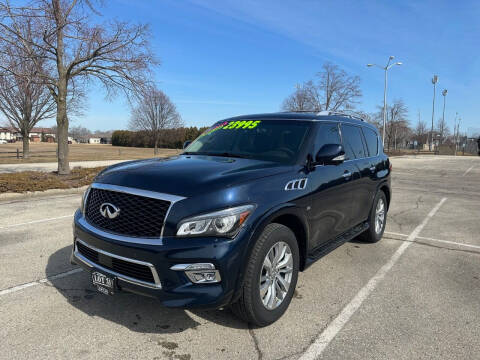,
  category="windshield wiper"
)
[182,151,253,159]
[211,152,254,159]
